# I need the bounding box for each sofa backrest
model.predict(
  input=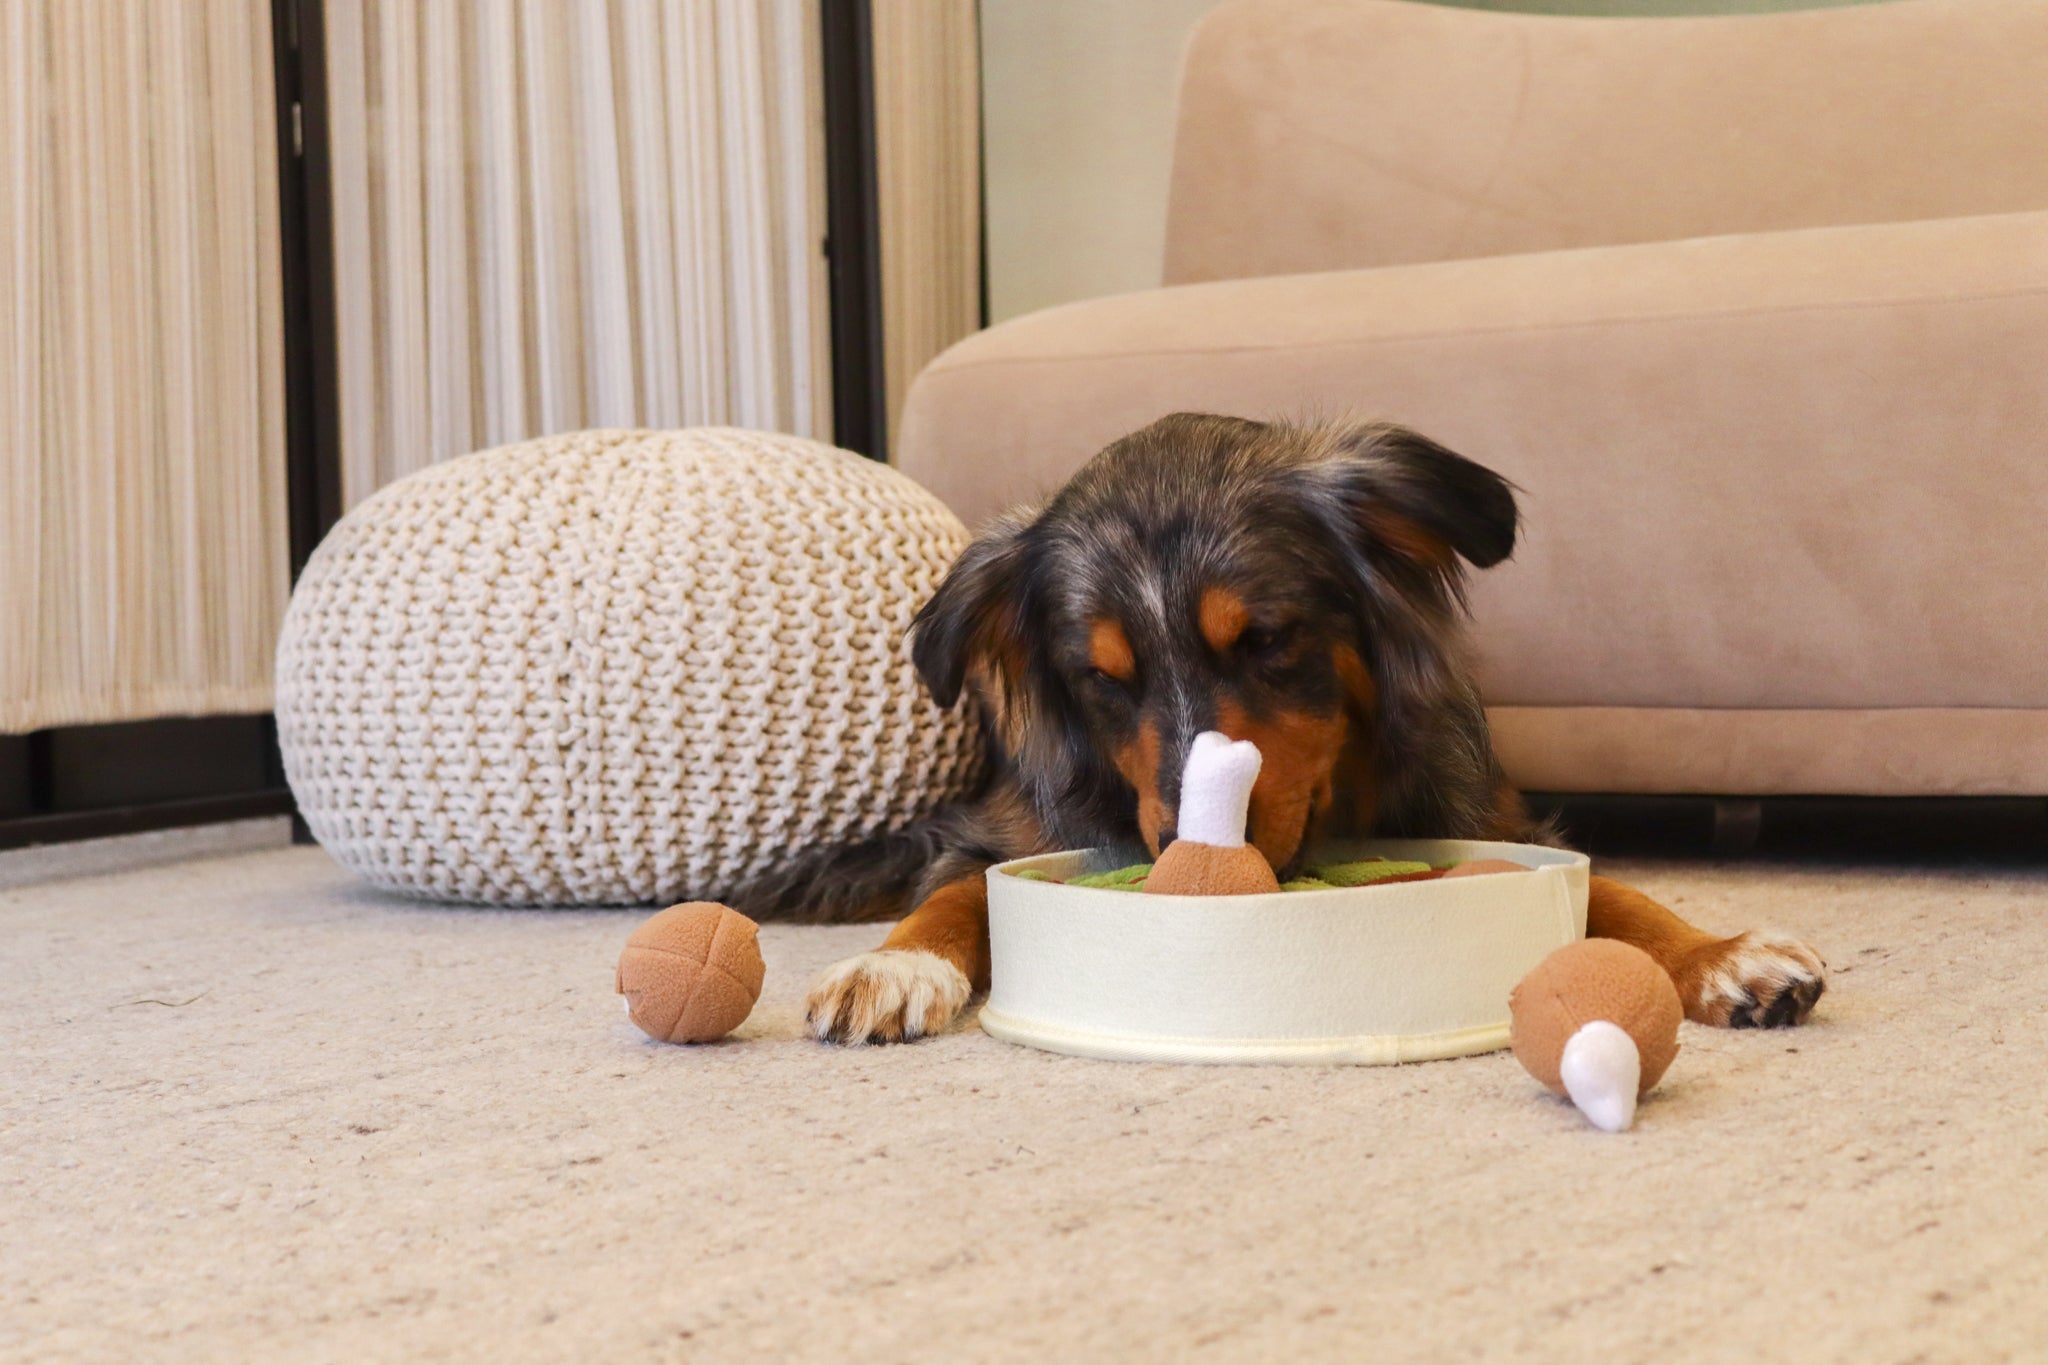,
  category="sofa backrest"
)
[1164,0,2048,284]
